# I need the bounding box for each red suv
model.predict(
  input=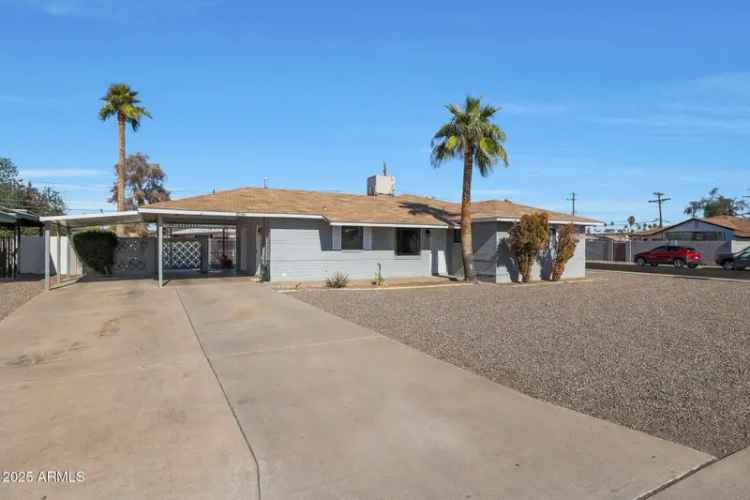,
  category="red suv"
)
[634,245,704,269]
